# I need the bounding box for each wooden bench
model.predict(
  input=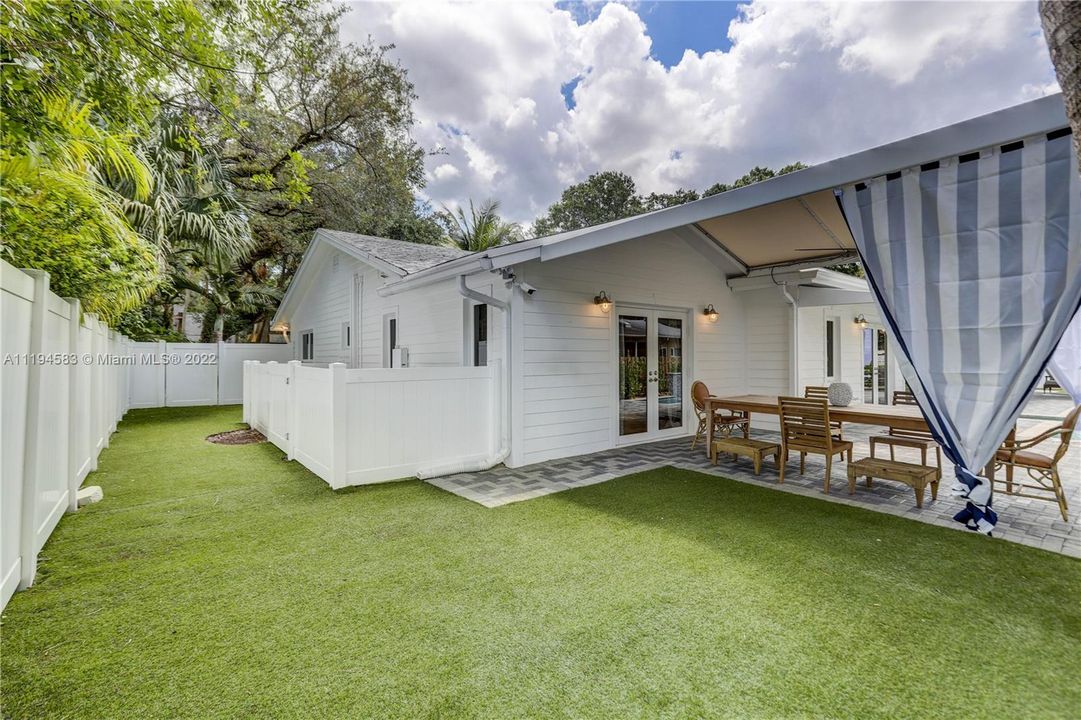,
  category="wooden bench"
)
[711,437,781,476]
[847,457,940,508]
